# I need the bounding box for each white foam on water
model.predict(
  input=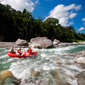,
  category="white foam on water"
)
[41,53,47,58]
[9,59,44,78]
[0,45,85,85]
[61,66,80,84]
[67,64,85,72]
[75,57,85,63]
[0,54,8,59]
[6,58,16,63]
[54,45,76,52]
[67,78,77,85]
[42,63,58,71]
[65,69,77,77]
[78,44,85,47]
